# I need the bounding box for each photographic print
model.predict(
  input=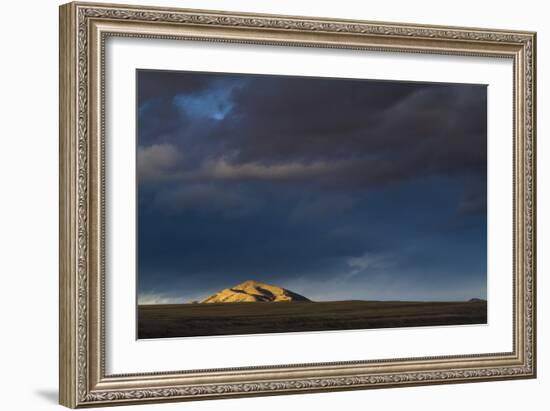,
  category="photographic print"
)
[136,69,487,339]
